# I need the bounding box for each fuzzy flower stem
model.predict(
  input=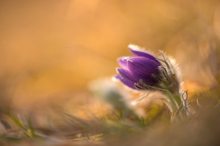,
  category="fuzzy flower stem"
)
[164,90,189,120]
